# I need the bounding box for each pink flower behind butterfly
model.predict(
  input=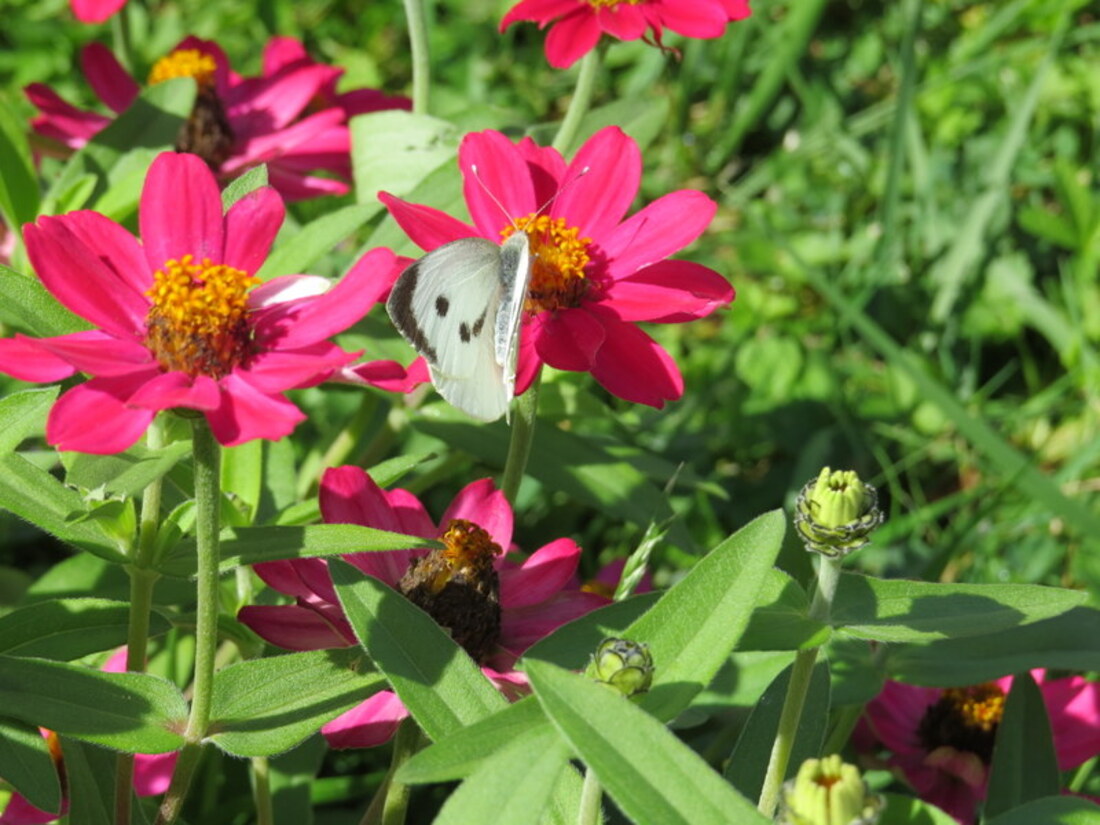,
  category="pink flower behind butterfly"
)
[501,0,752,69]
[379,126,733,410]
[69,0,127,23]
